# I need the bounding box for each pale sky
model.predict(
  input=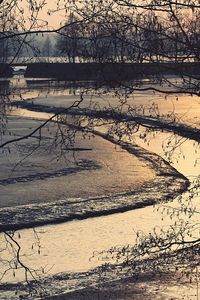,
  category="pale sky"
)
[22,0,67,30]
